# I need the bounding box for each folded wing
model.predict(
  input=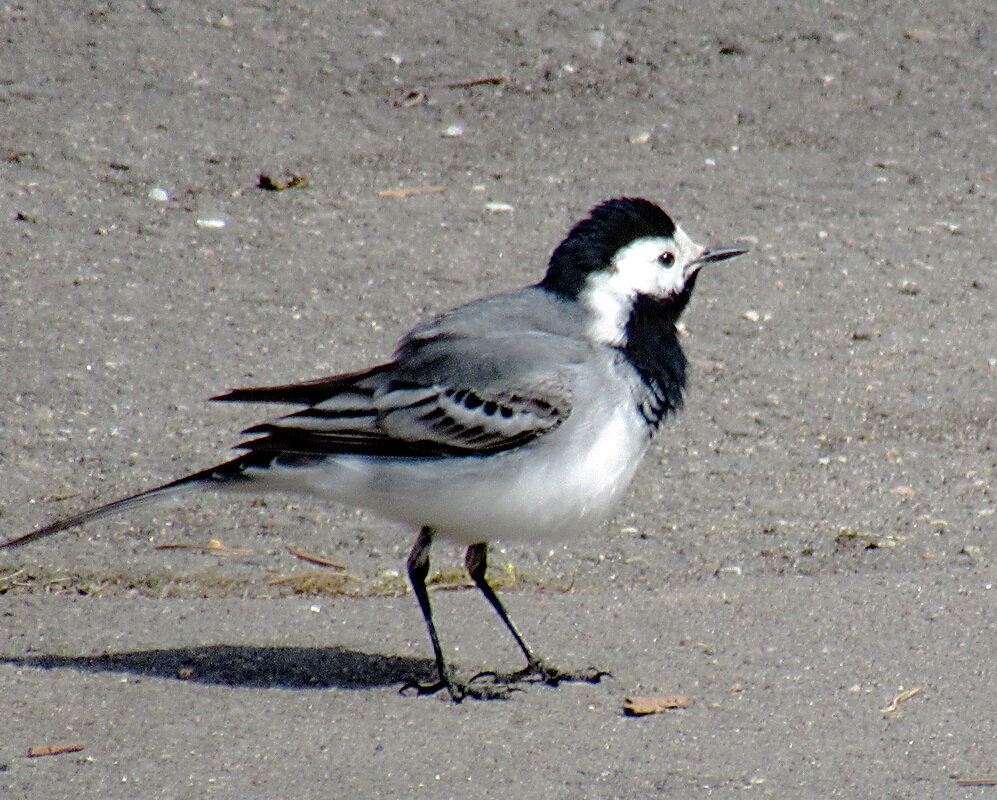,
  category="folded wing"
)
[213,327,584,460]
